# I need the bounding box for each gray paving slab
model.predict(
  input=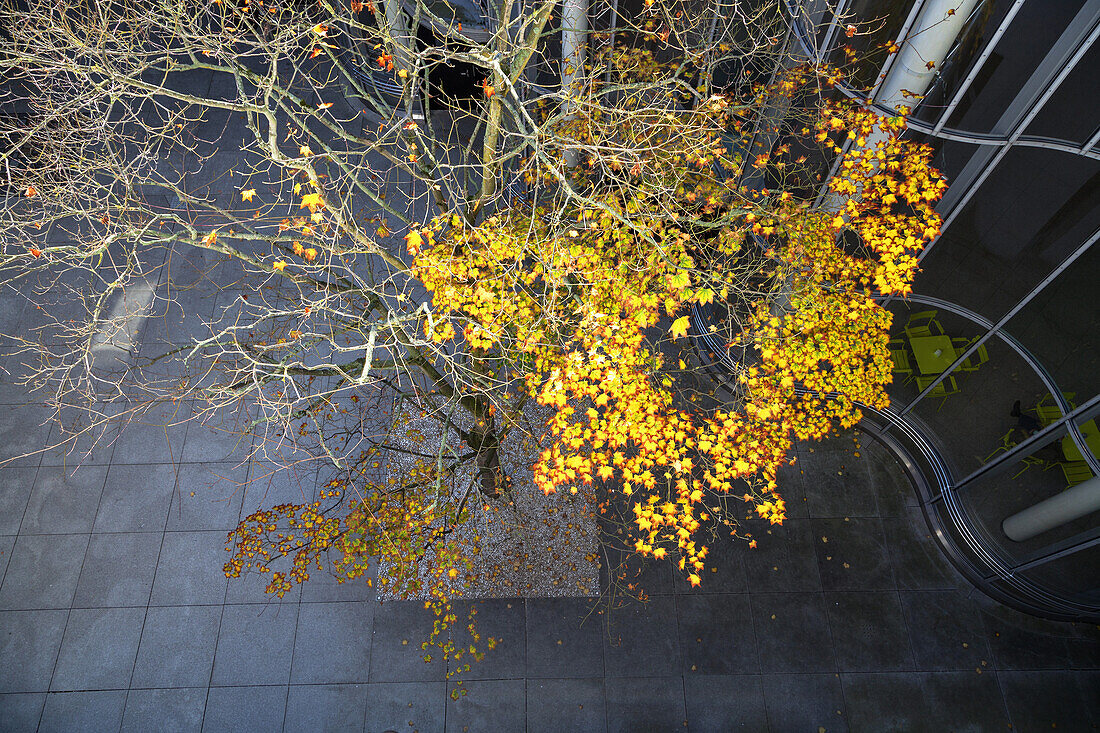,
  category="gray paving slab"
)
[367,601,447,683]
[73,532,162,608]
[121,687,208,733]
[20,465,108,534]
[201,685,288,733]
[0,534,89,610]
[999,670,1097,732]
[825,590,916,673]
[899,589,992,672]
[361,680,446,733]
[211,604,299,687]
[602,595,682,678]
[0,402,51,467]
[448,599,526,680]
[38,690,128,733]
[50,606,146,691]
[290,602,375,685]
[740,518,822,592]
[0,534,14,587]
[283,684,367,733]
[525,597,605,679]
[0,467,38,534]
[678,593,758,675]
[605,676,687,733]
[751,592,836,674]
[110,401,192,465]
[683,674,768,731]
[94,463,178,532]
[444,678,526,733]
[131,605,222,689]
[167,462,249,532]
[150,531,230,606]
[812,516,897,591]
[527,678,607,733]
[0,610,69,693]
[0,692,46,730]
[760,673,848,732]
